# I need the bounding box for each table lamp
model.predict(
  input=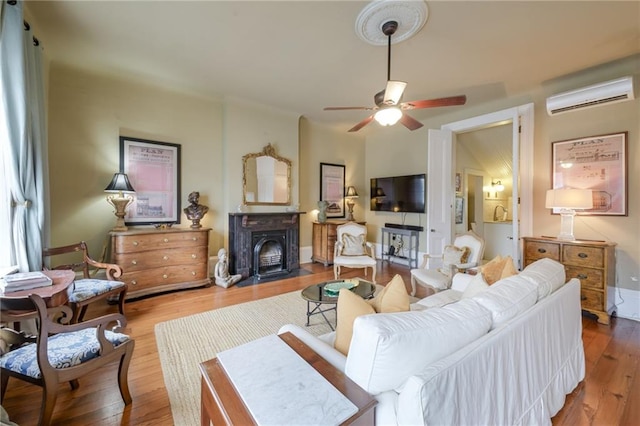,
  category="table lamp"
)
[345,186,359,221]
[545,188,593,240]
[105,173,136,231]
